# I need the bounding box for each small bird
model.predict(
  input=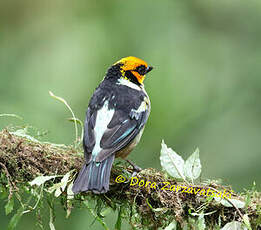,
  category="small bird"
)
[72,56,153,194]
